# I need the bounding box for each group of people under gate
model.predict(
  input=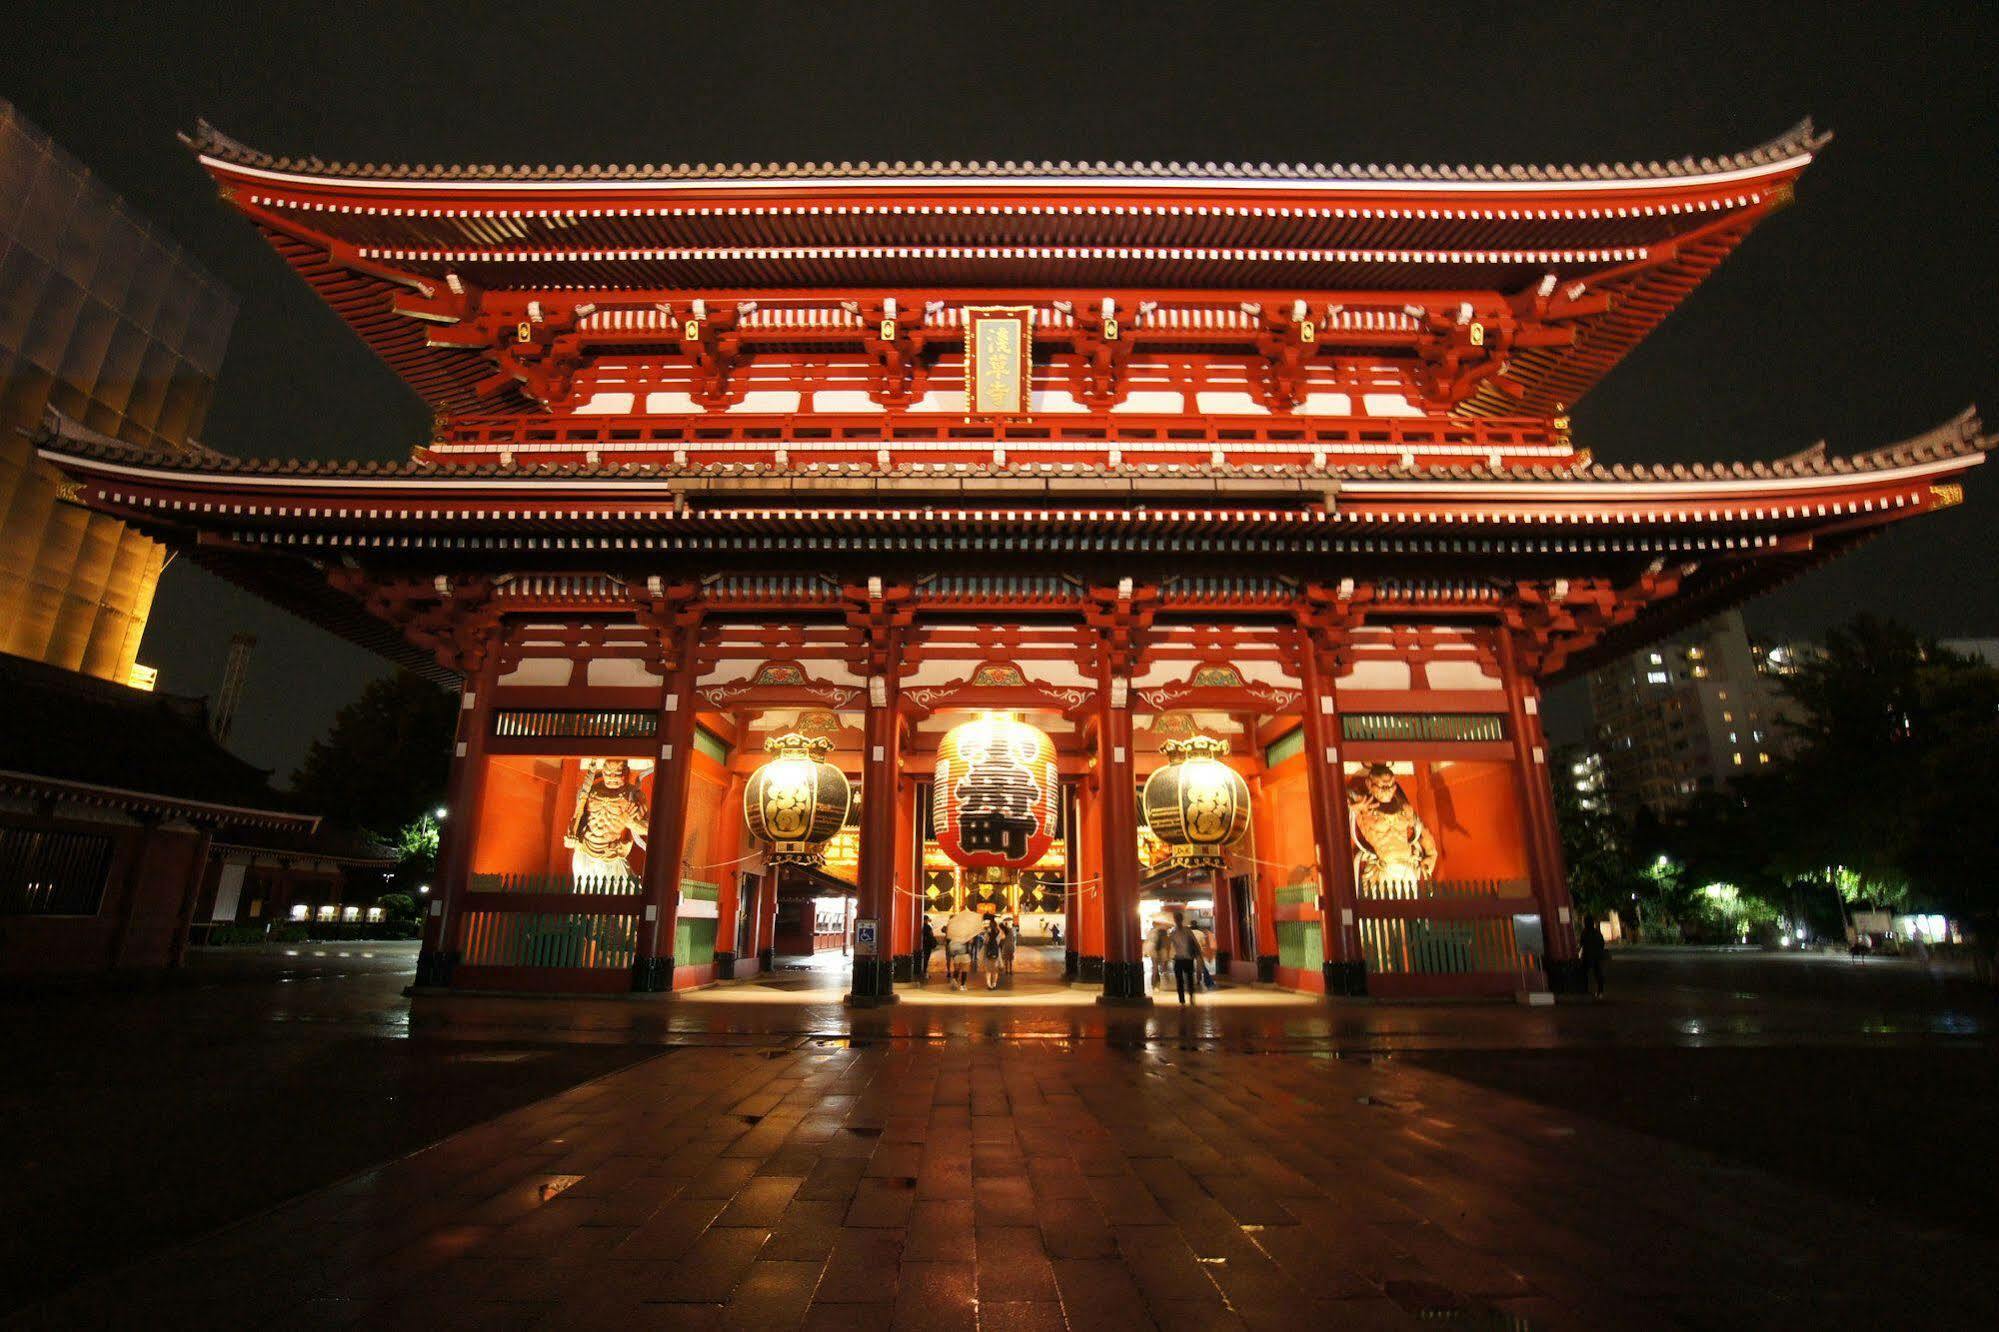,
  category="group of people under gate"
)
[913,908,1218,1003]
[919,911,1026,991]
